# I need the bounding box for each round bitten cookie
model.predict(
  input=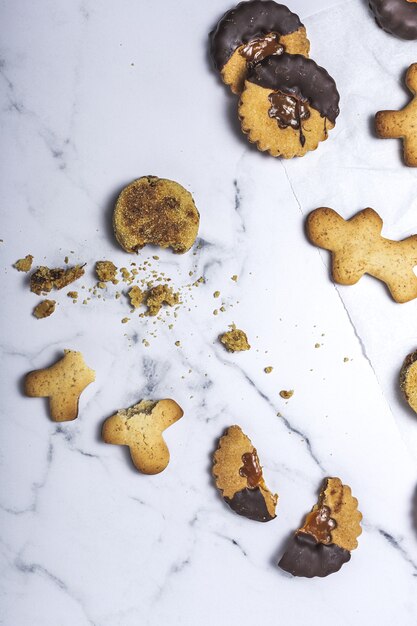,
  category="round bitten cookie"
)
[213,425,278,522]
[278,477,362,578]
[209,0,310,94]
[113,176,199,254]
[369,0,417,40]
[238,54,340,158]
